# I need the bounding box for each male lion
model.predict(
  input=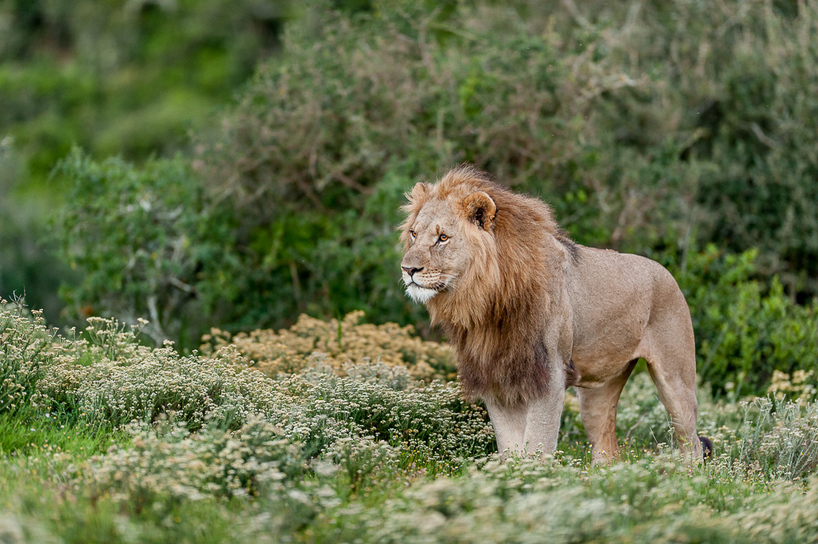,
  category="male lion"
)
[400,165,709,461]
